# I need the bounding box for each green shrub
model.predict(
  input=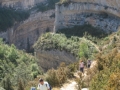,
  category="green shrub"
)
[0,39,42,89]
[18,79,24,90]
[79,42,89,59]
[0,87,5,90]
[2,77,14,90]
[90,49,120,90]
[34,33,98,59]
[46,62,73,87]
